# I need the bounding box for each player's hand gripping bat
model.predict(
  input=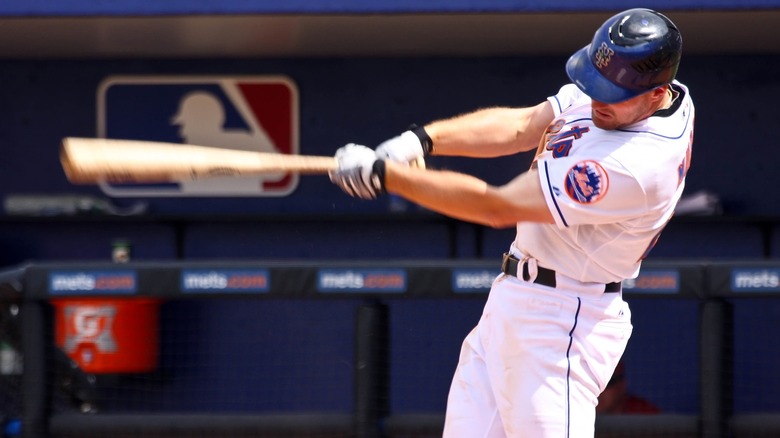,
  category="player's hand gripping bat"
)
[60,137,424,184]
